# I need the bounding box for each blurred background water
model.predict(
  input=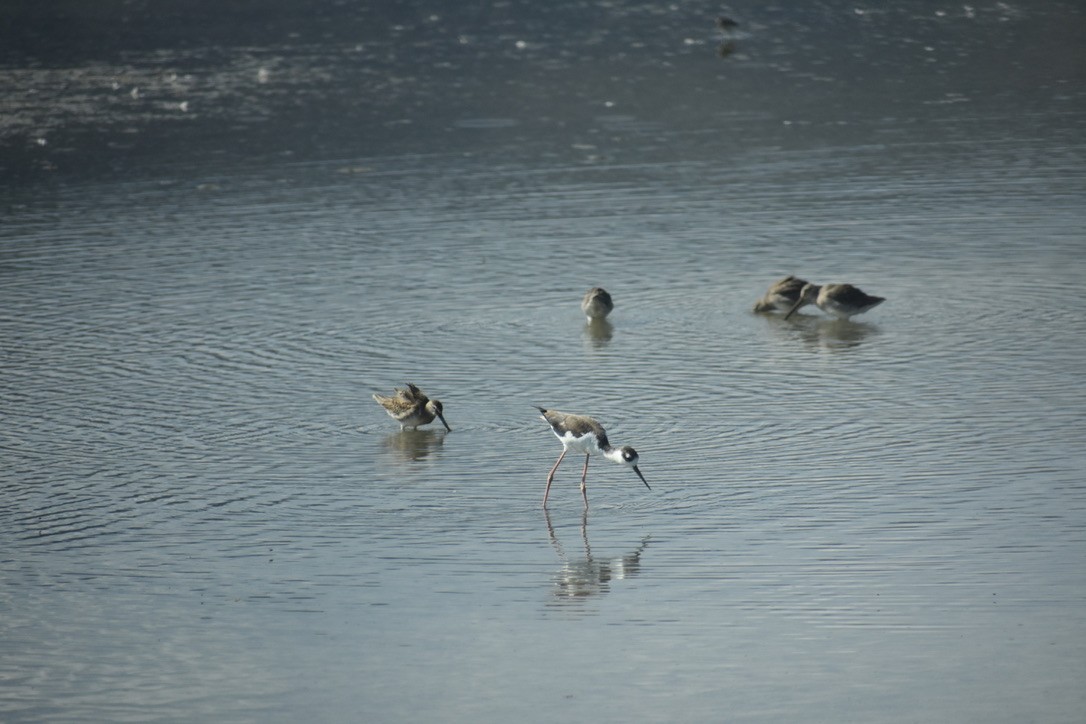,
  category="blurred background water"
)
[2,1,1085,722]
